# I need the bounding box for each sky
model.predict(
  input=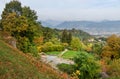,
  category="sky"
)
[0,0,120,21]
